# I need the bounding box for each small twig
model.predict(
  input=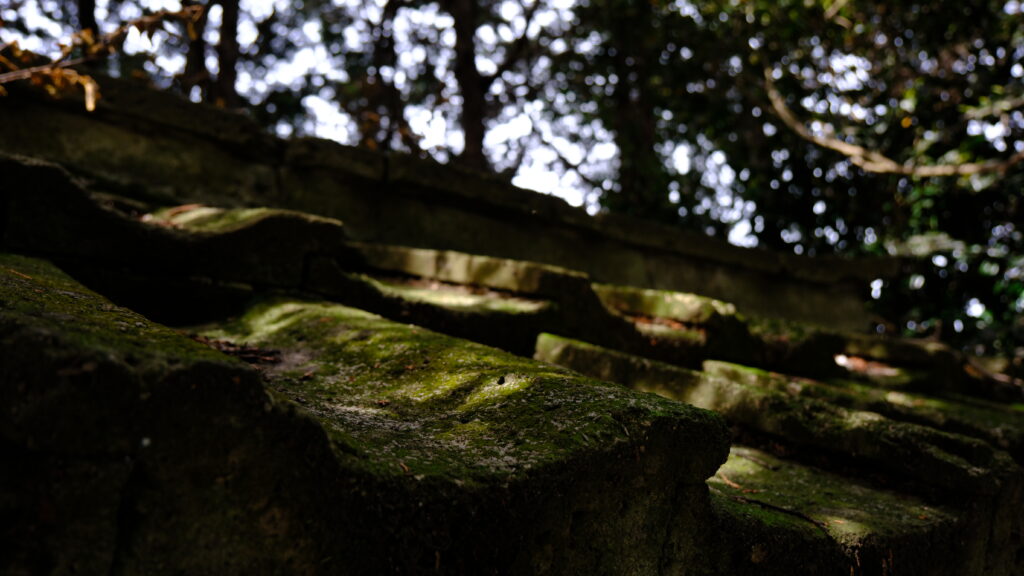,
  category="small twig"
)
[822,0,852,28]
[718,472,743,490]
[712,487,833,537]
[735,451,781,471]
[0,7,204,87]
[4,267,34,280]
[0,57,90,84]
